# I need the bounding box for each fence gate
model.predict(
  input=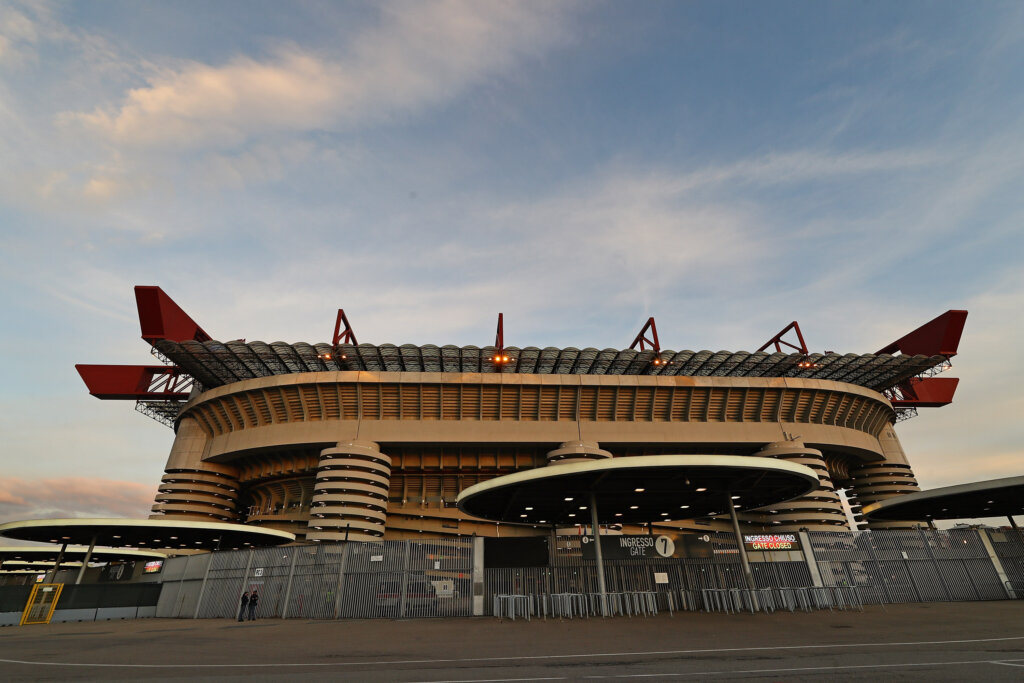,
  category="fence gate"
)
[193,539,474,620]
[809,528,1006,604]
